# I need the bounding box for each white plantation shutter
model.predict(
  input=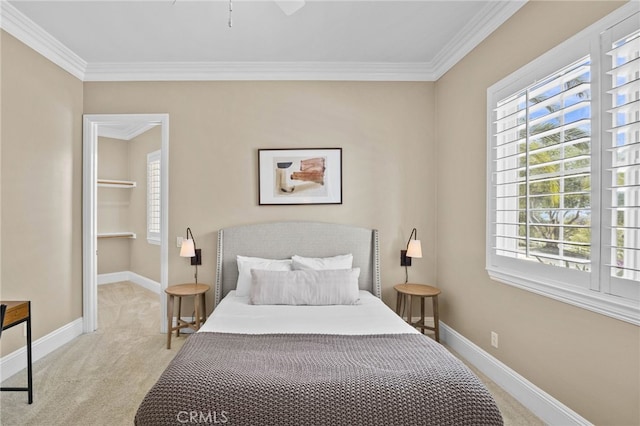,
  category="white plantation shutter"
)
[603,17,640,301]
[147,150,161,244]
[493,57,592,273]
[487,4,639,325]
